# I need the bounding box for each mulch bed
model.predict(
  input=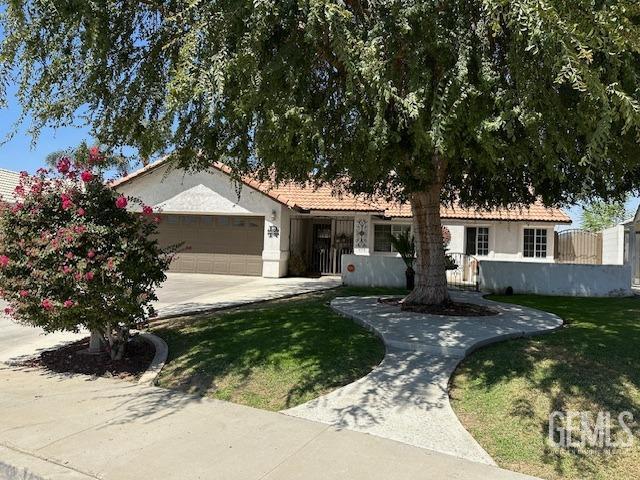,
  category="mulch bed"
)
[20,336,155,380]
[378,297,498,317]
